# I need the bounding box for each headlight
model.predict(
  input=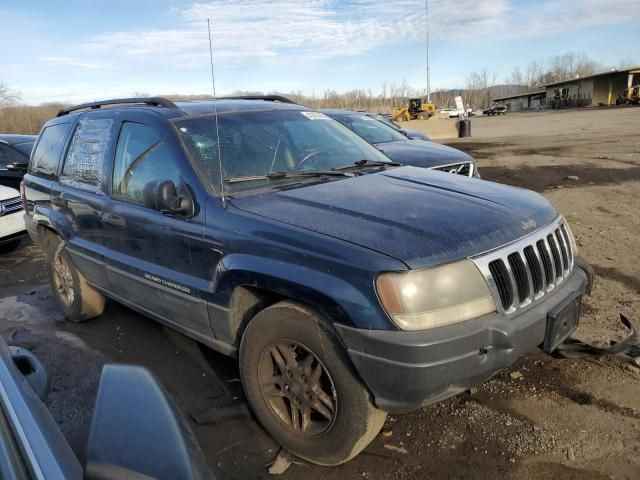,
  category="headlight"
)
[376,260,496,331]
